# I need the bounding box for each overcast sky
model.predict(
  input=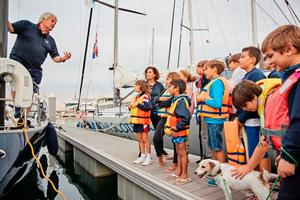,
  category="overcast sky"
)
[7,0,300,101]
